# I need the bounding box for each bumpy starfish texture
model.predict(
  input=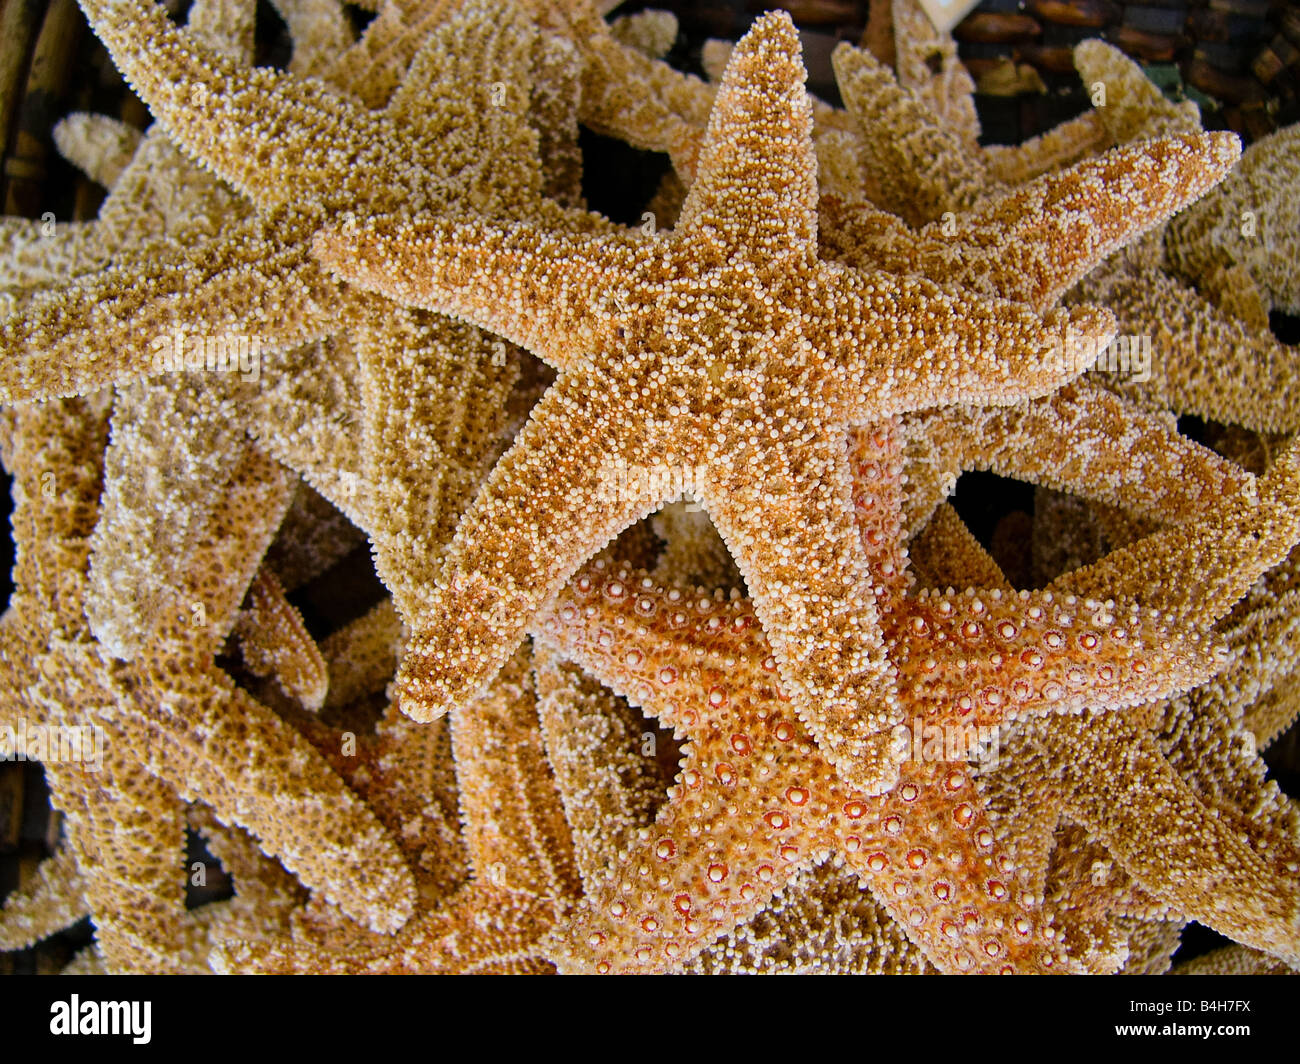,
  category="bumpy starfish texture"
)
[219,647,581,973]
[317,12,1121,795]
[1164,123,1300,319]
